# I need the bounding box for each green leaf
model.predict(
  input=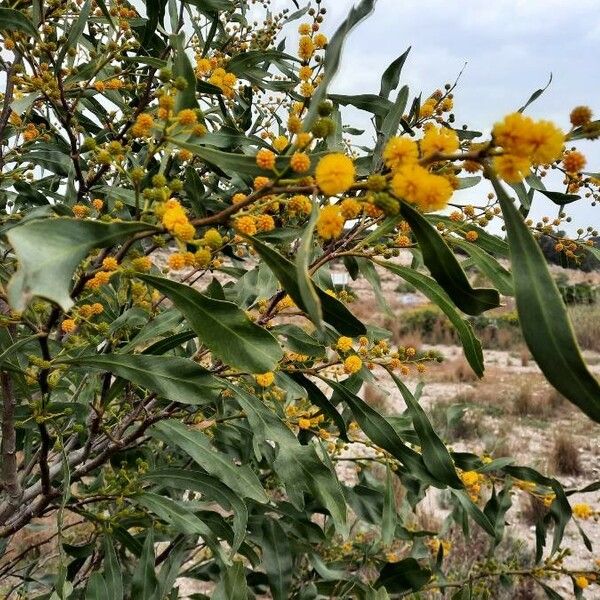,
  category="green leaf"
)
[102,538,123,600]
[328,94,393,117]
[483,485,513,546]
[249,236,365,336]
[451,238,514,296]
[490,176,600,422]
[399,201,500,315]
[0,8,38,37]
[296,204,323,329]
[375,260,484,376]
[452,490,496,537]
[375,558,431,593]
[131,531,158,600]
[387,371,462,488]
[381,467,397,546]
[144,468,248,556]
[151,420,269,504]
[139,274,283,373]
[322,377,437,486]
[213,562,249,600]
[85,573,108,600]
[379,47,411,100]
[7,218,153,311]
[56,0,90,70]
[135,493,227,563]
[304,0,376,130]
[63,354,223,405]
[260,518,293,600]
[172,33,199,112]
[518,73,552,113]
